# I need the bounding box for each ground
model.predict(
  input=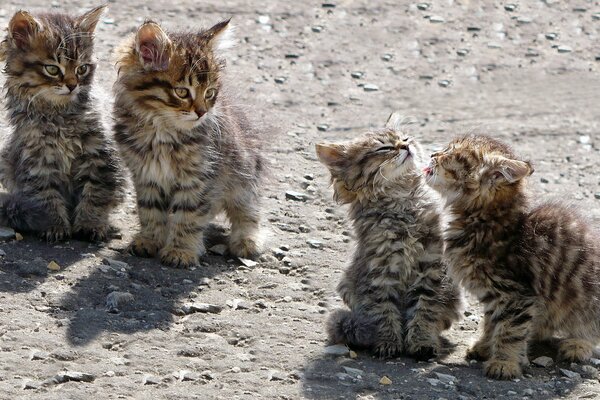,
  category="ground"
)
[0,0,599,399]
